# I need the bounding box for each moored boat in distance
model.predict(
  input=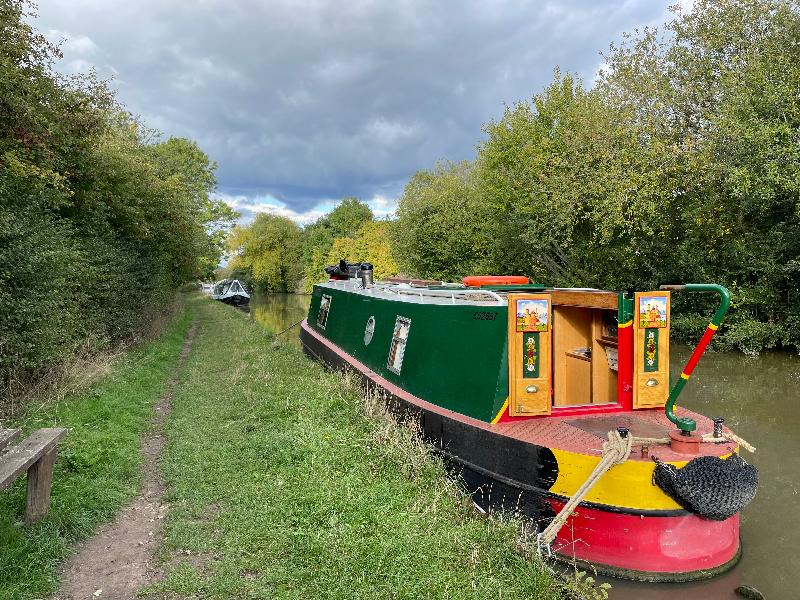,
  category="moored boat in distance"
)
[212,279,250,305]
[300,261,758,582]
